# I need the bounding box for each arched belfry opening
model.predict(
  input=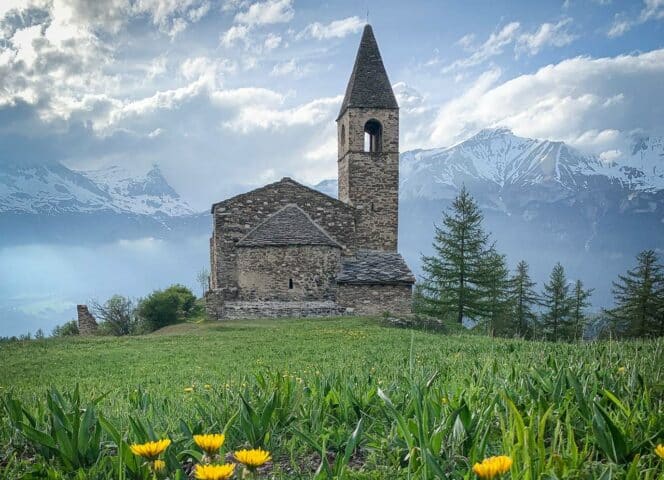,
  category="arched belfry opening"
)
[363,119,382,153]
